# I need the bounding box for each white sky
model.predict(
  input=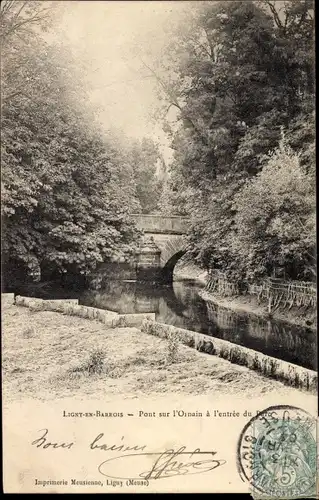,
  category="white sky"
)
[50,0,193,160]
